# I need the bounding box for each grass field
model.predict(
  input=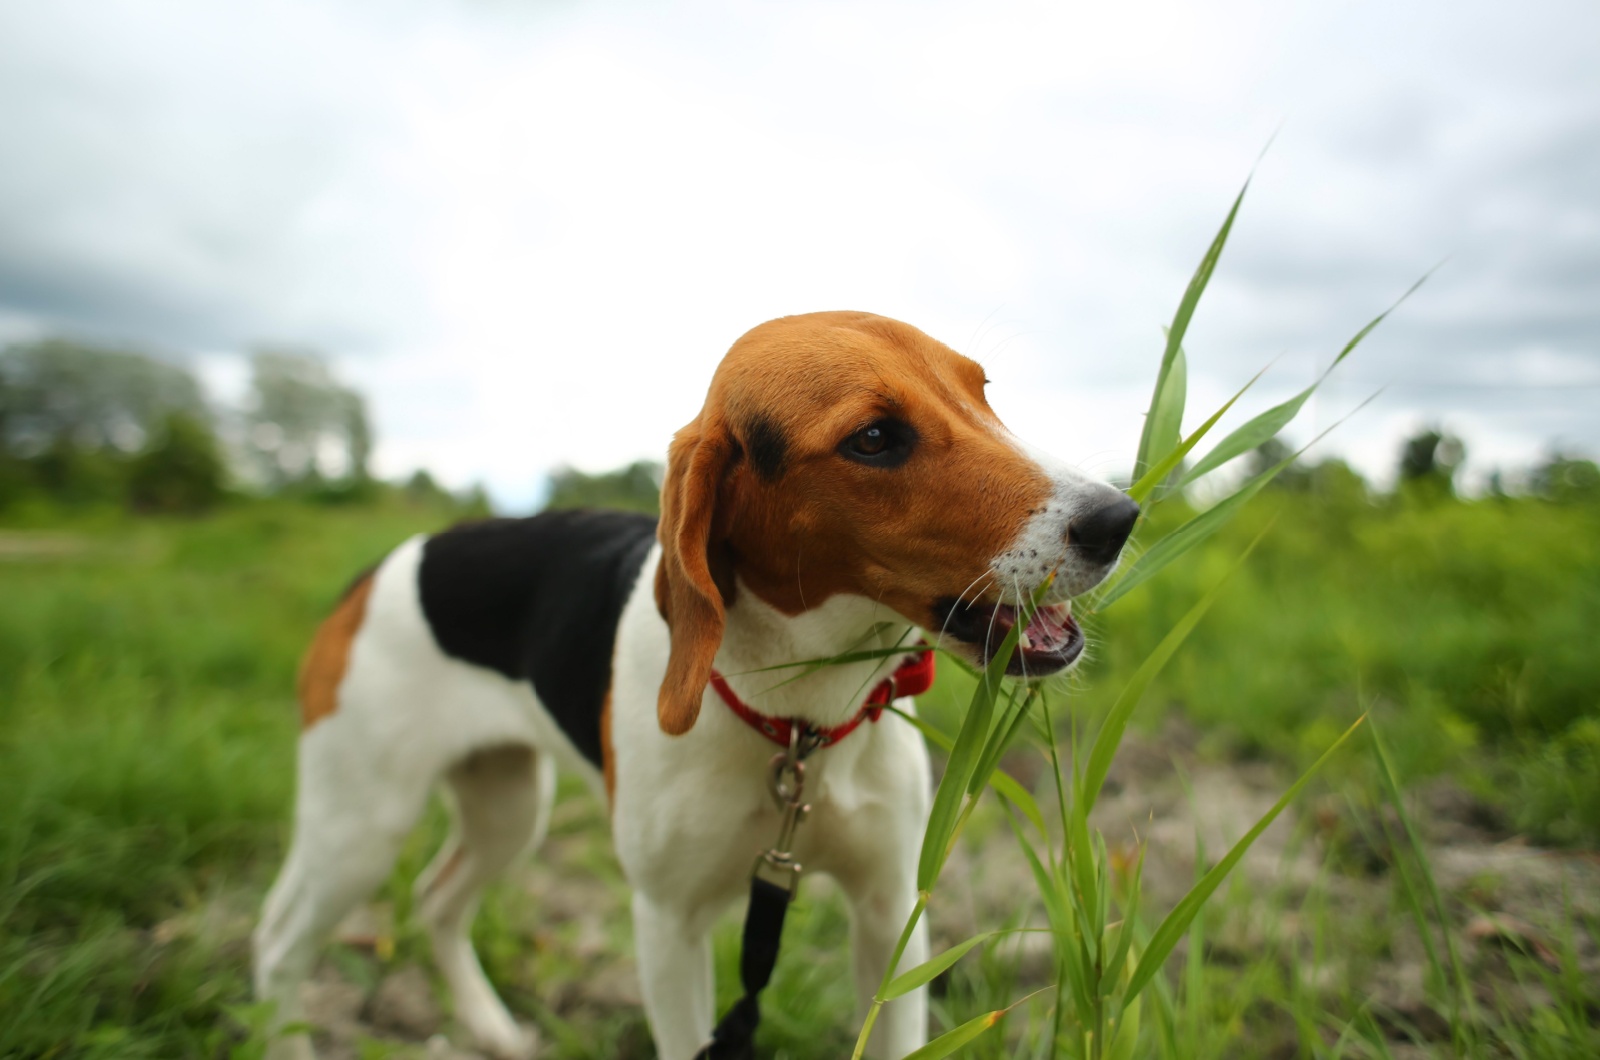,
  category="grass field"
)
[2,491,1597,1058]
